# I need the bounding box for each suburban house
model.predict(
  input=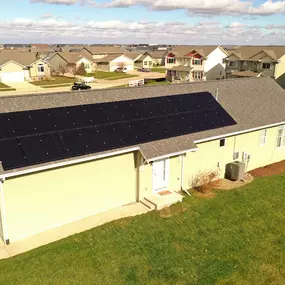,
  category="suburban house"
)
[84,46,125,60]
[0,77,285,244]
[0,51,50,82]
[48,52,95,74]
[134,53,154,69]
[148,50,167,66]
[225,46,285,88]
[94,54,134,72]
[165,46,228,82]
[29,44,54,54]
